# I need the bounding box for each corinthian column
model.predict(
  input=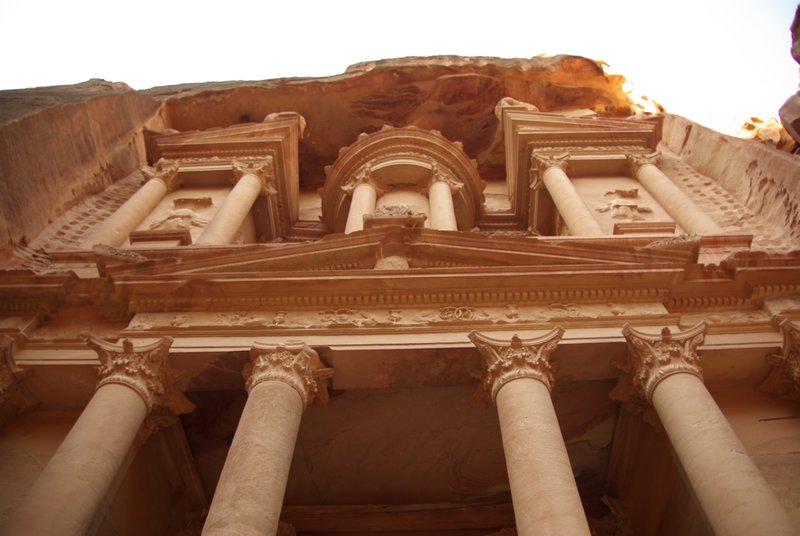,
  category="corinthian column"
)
[619,323,795,536]
[6,337,191,536]
[469,329,590,536]
[82,159,180,248]
[531,152,603,237]
[196,157,276,245]
[627,152,723,235]
[343,165,381,234]
[203,341,333,536]
[428,163,461,231]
